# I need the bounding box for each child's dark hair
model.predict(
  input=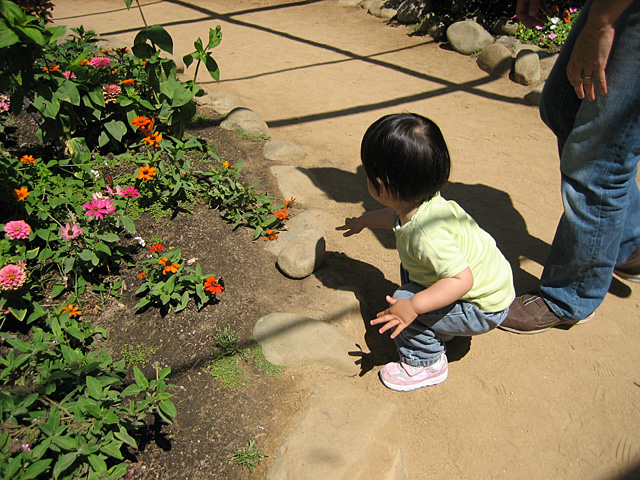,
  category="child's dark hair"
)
[361,113,450,204]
